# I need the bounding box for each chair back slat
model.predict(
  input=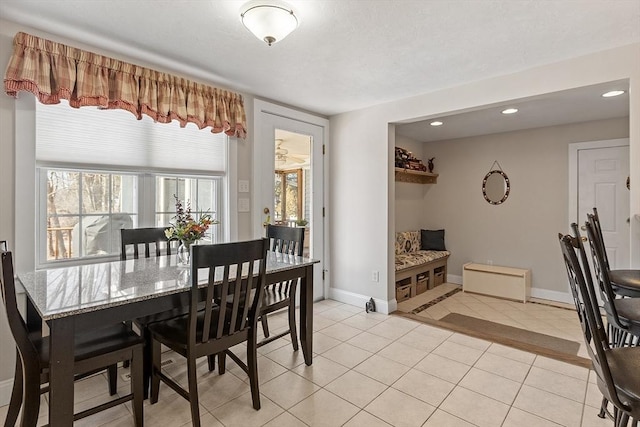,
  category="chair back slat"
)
[584,217,625,331]
[1,251,39,365]
[558,233,630,413]
[266,225,304,257]
[189,239,269,346]
[120,227,172,261]
[591,207,611,270]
